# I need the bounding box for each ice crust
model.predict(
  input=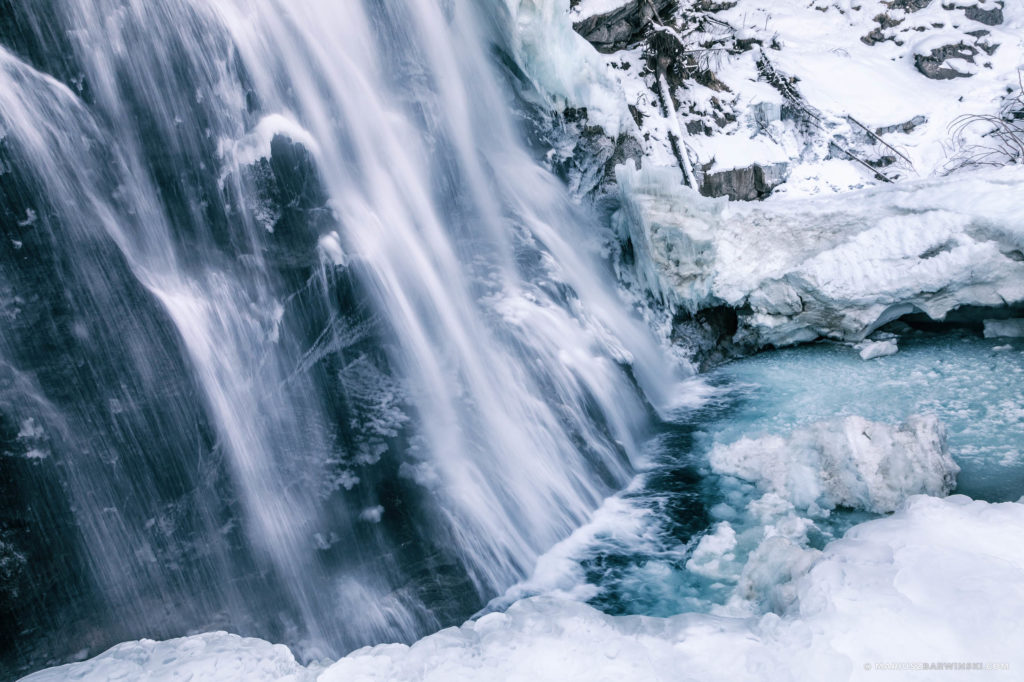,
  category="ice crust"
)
[26,496,1024,681]
[615,163,1024,347]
